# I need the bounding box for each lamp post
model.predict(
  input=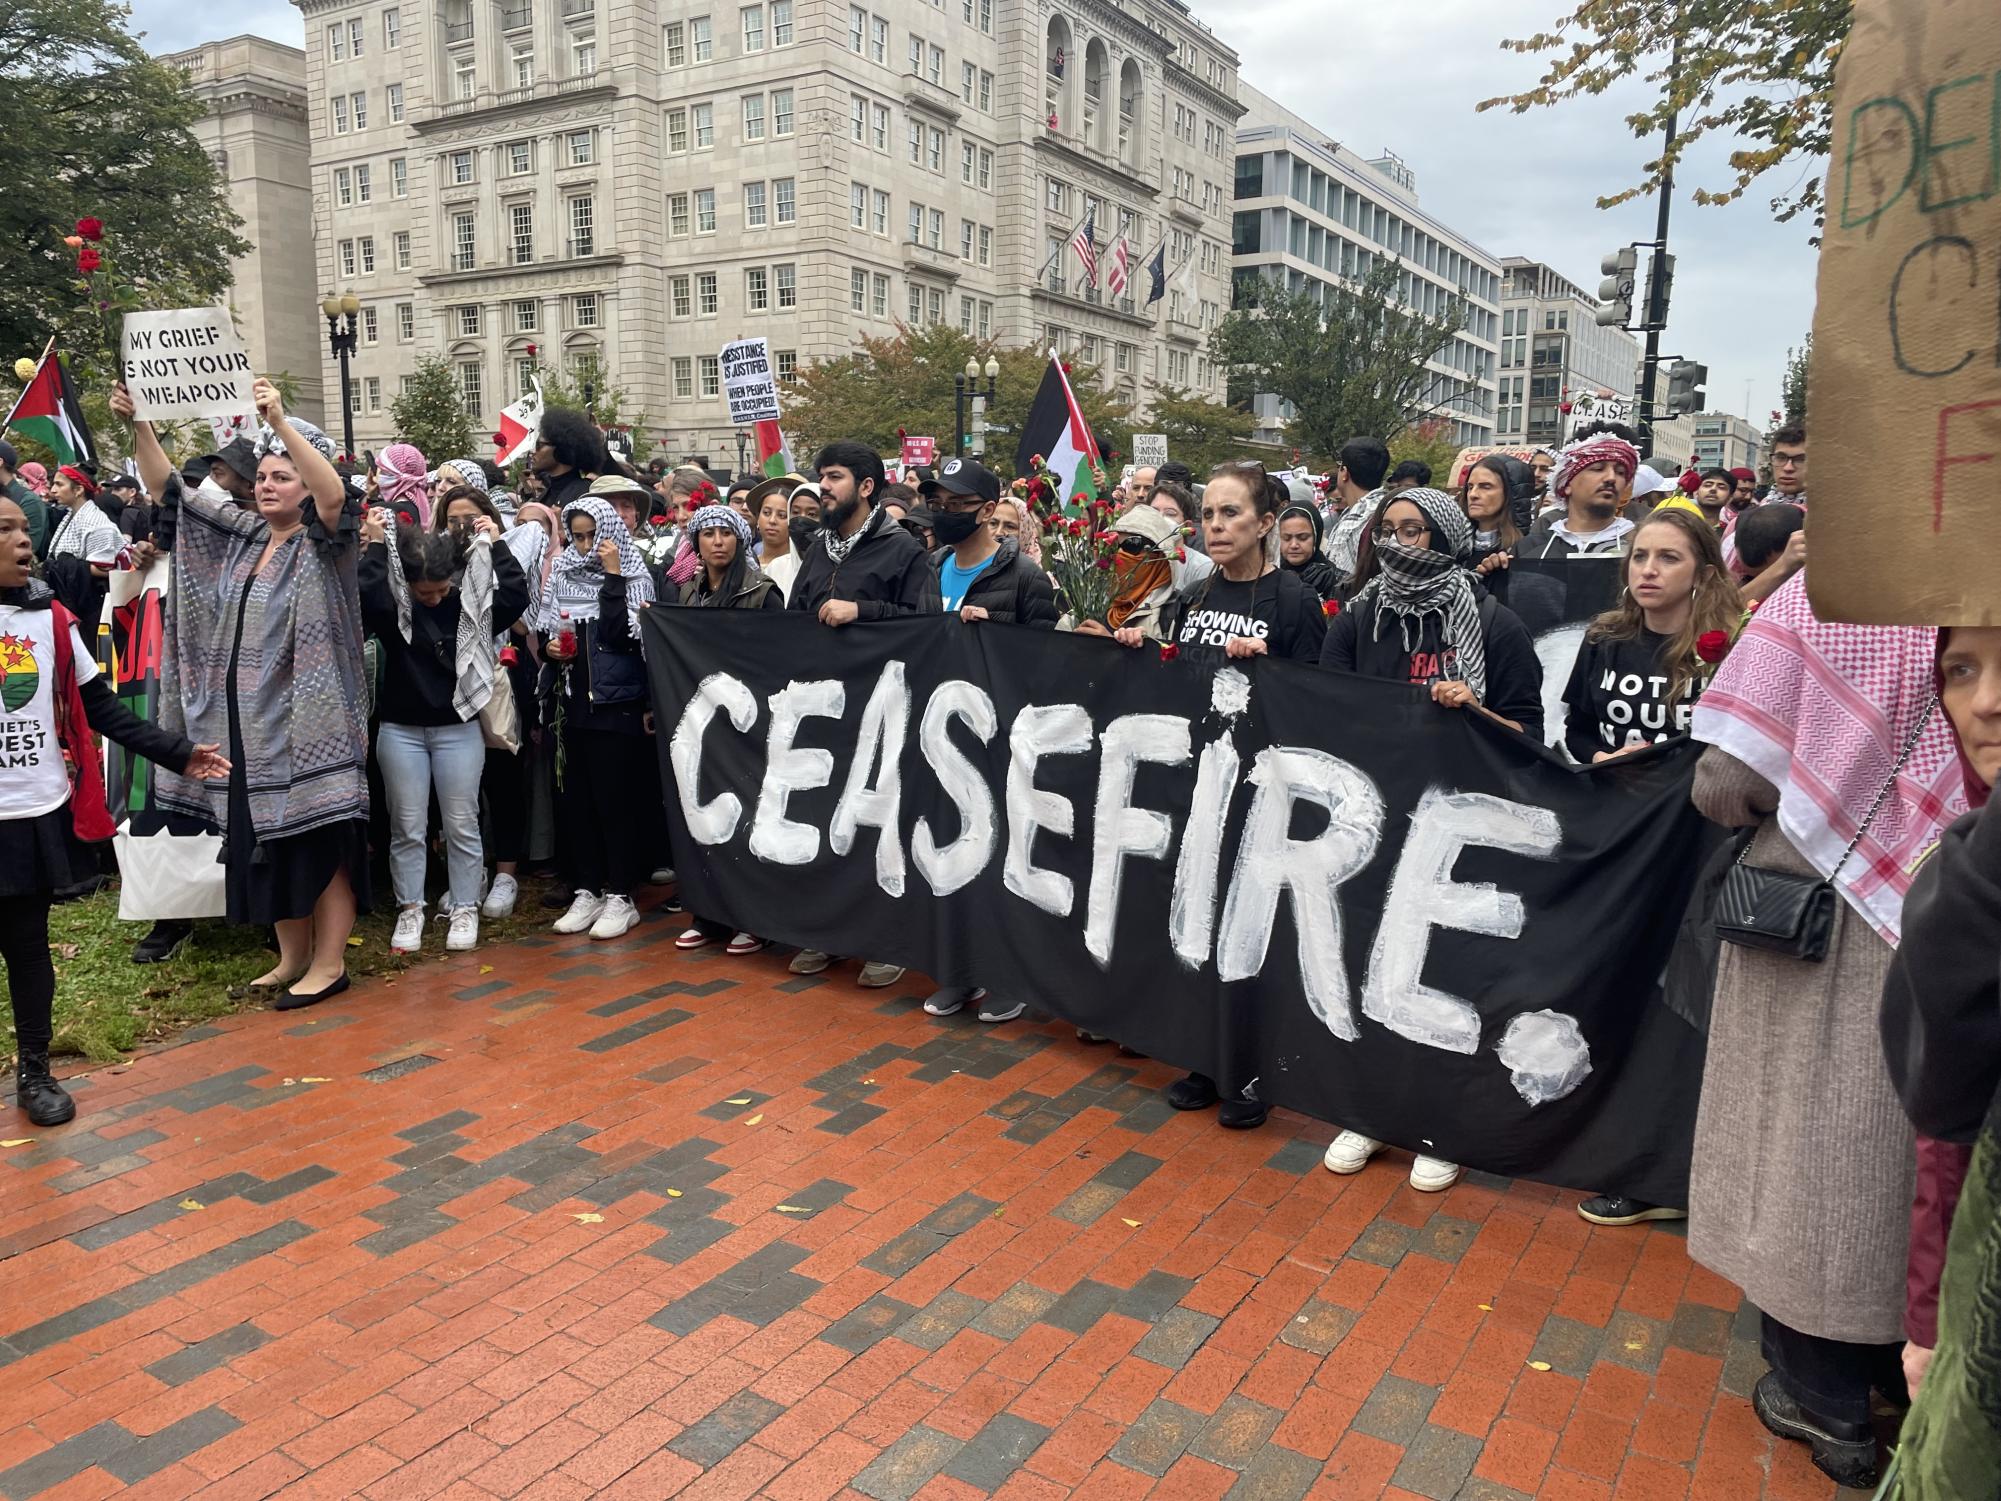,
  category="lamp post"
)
[321,291,360,460]
[734,427,750,481]
[954,354,999,458]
